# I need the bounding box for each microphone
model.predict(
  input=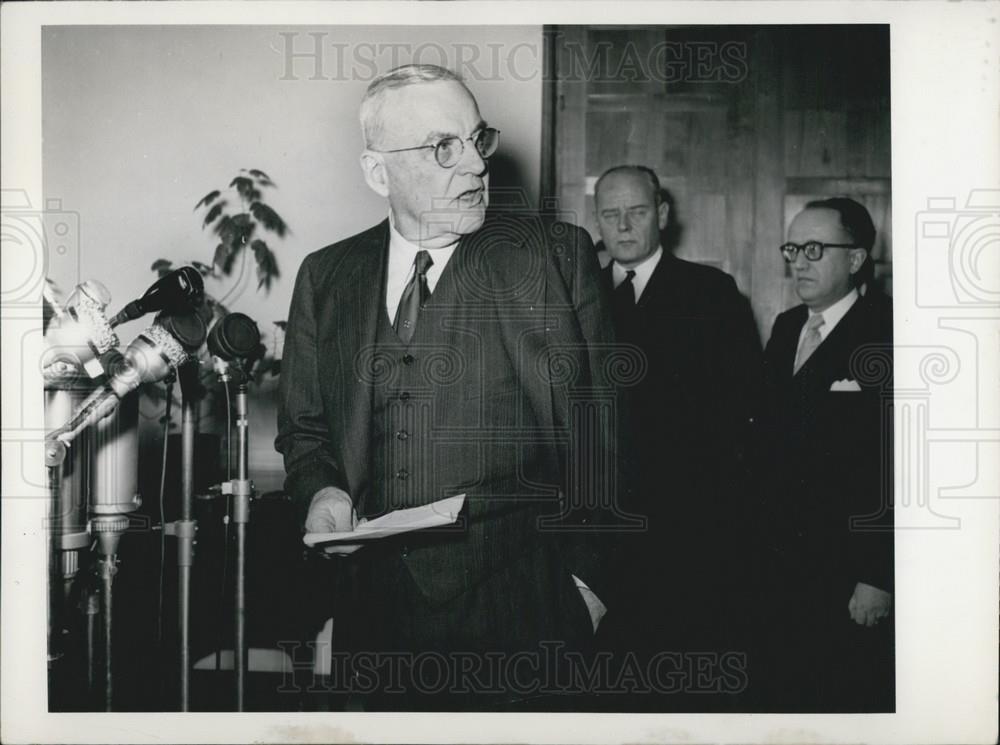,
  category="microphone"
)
[108,266,204,328]
[208,312,261,379]
[207,312,261,361]
[49,312,207,445]
[43,280,119,380]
